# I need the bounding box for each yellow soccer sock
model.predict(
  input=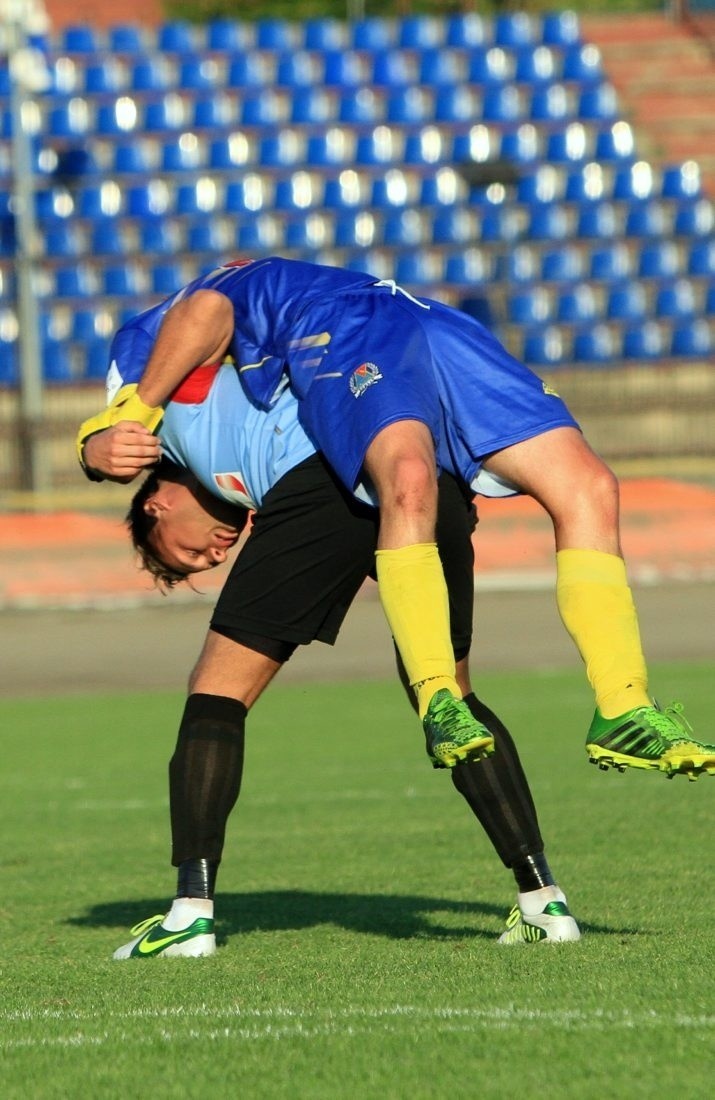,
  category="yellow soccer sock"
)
[375,543,458,718]
[556,549,650,718]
